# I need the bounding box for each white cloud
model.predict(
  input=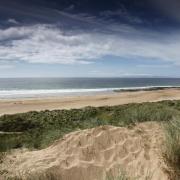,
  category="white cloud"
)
[0,26,32,41]
[0,24,180,65]
[7,19,19,25]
